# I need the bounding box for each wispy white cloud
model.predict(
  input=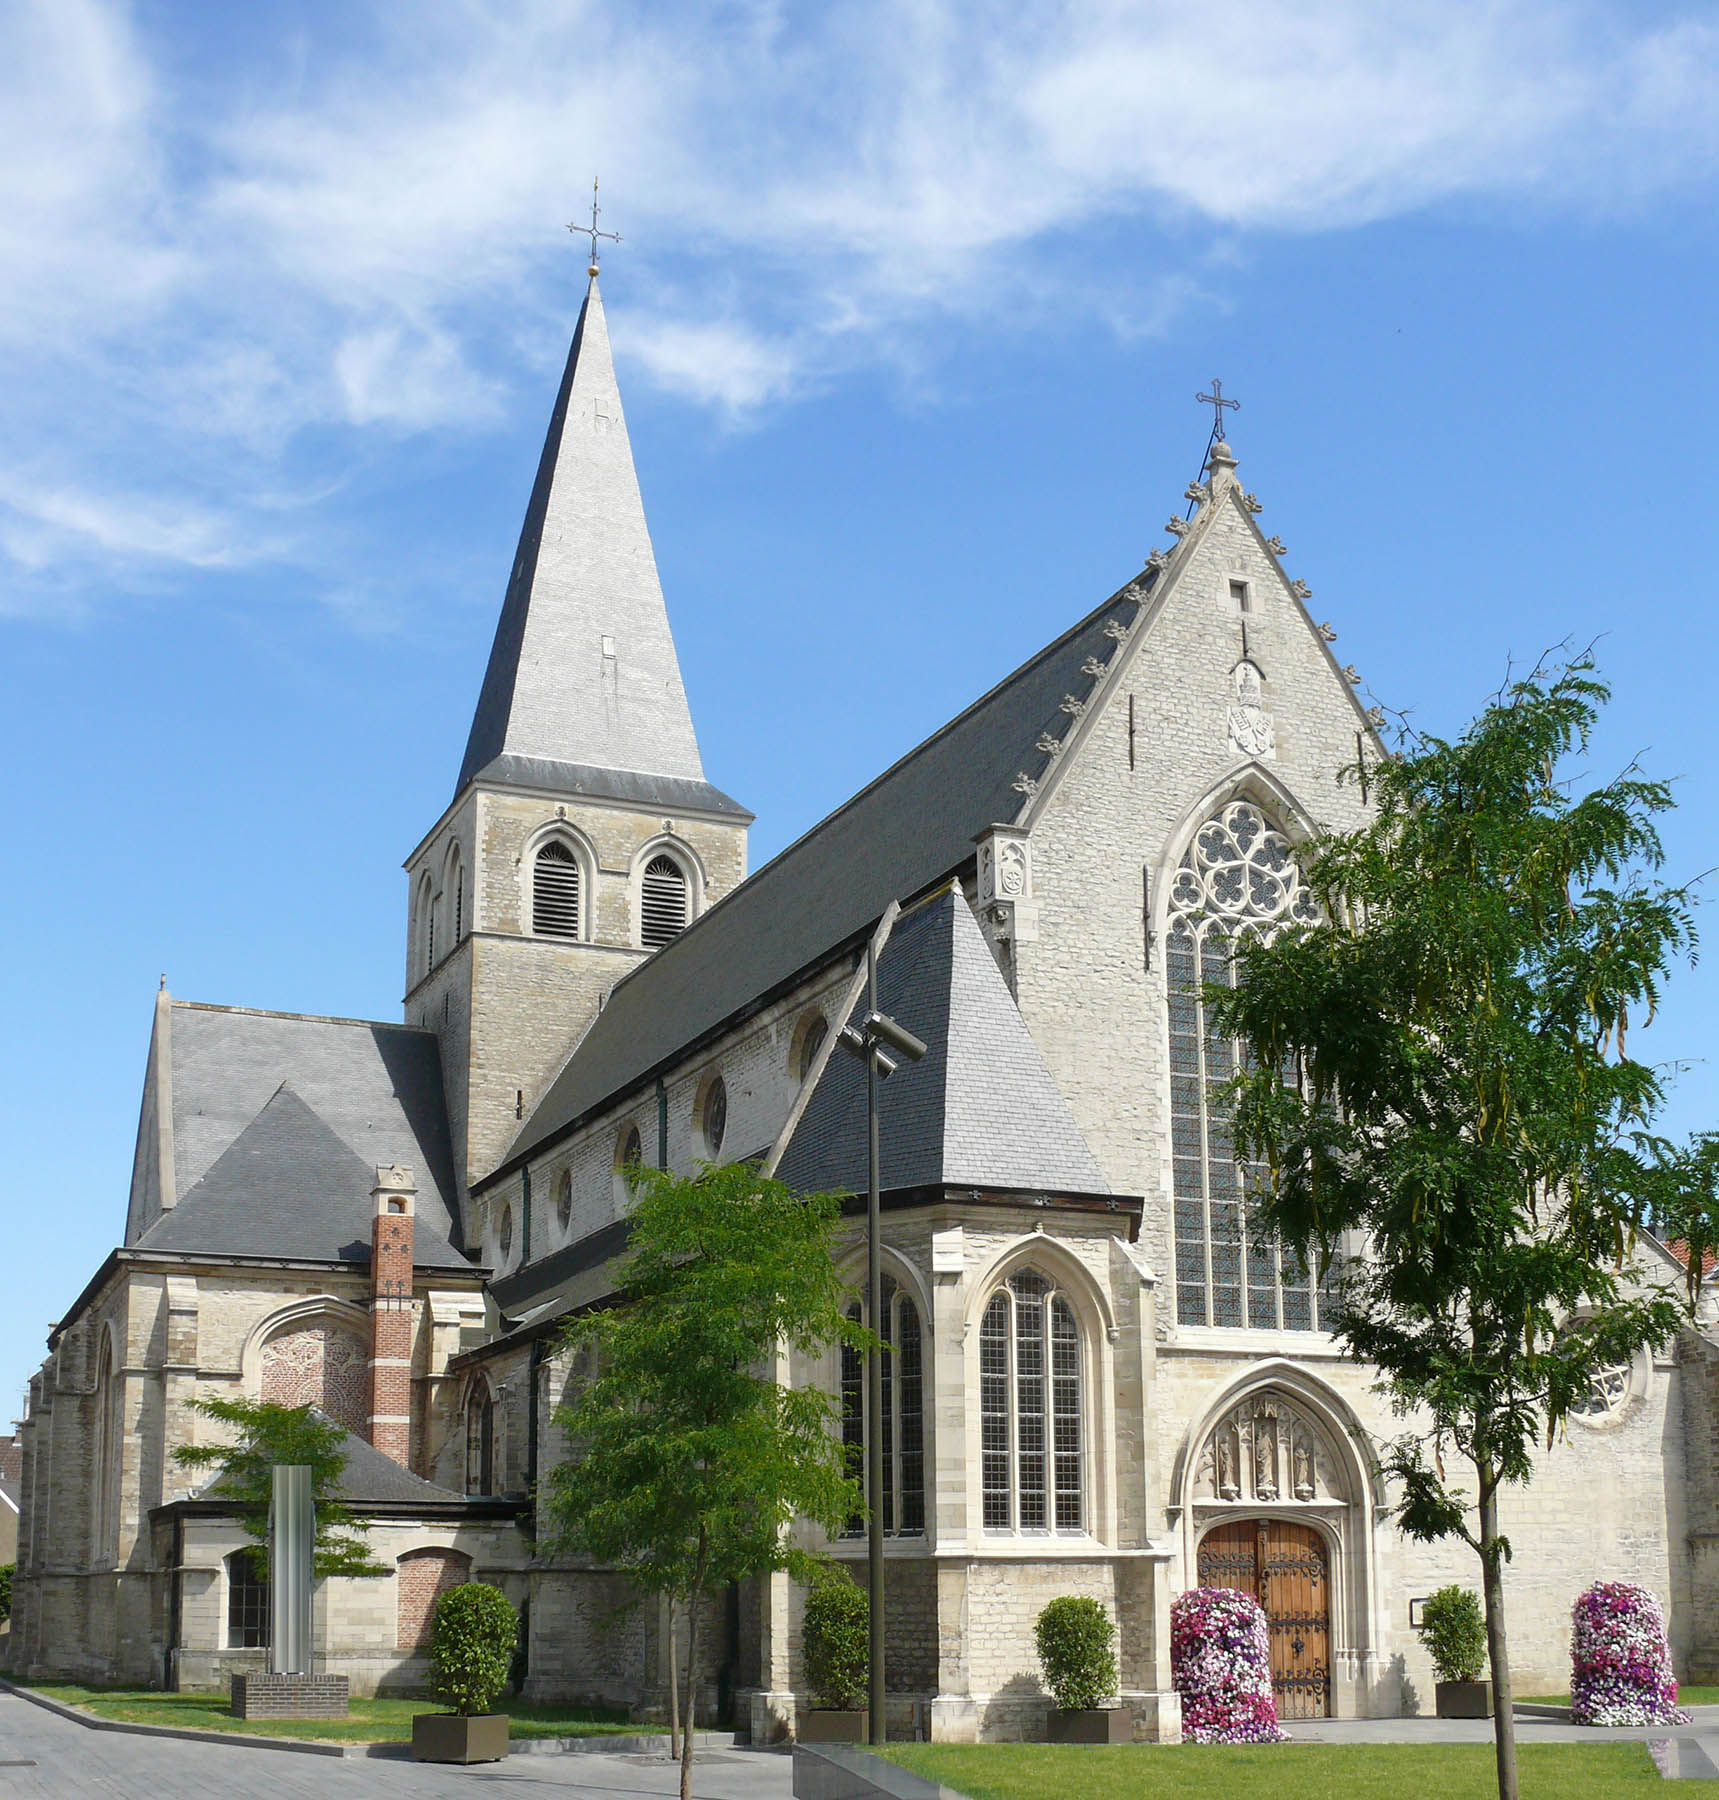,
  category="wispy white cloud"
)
[3,0,1717,611]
